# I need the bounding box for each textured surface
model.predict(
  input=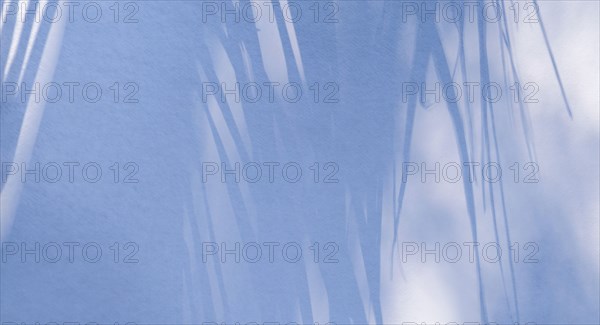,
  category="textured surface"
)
[1,1,599,324]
